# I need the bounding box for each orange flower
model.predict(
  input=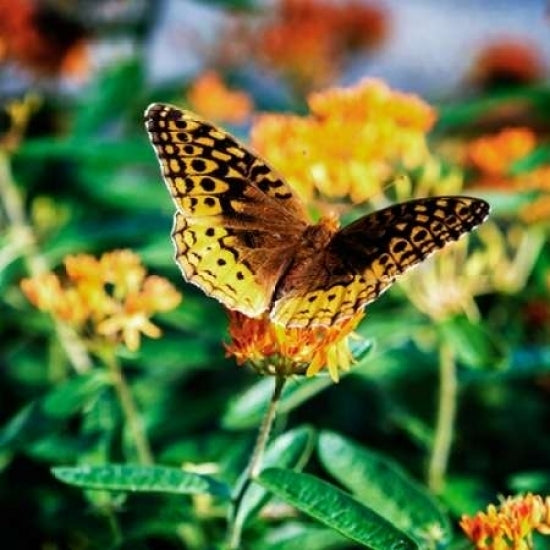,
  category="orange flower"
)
[21,250,181,352]
[251,79,436,204]
[187,71,253,124]
[225,310,364,382]
[467,128,536,177]
[0,0,89,78]
[255,0,388,91]
[470,38,546,89]
[460,494,550,549]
